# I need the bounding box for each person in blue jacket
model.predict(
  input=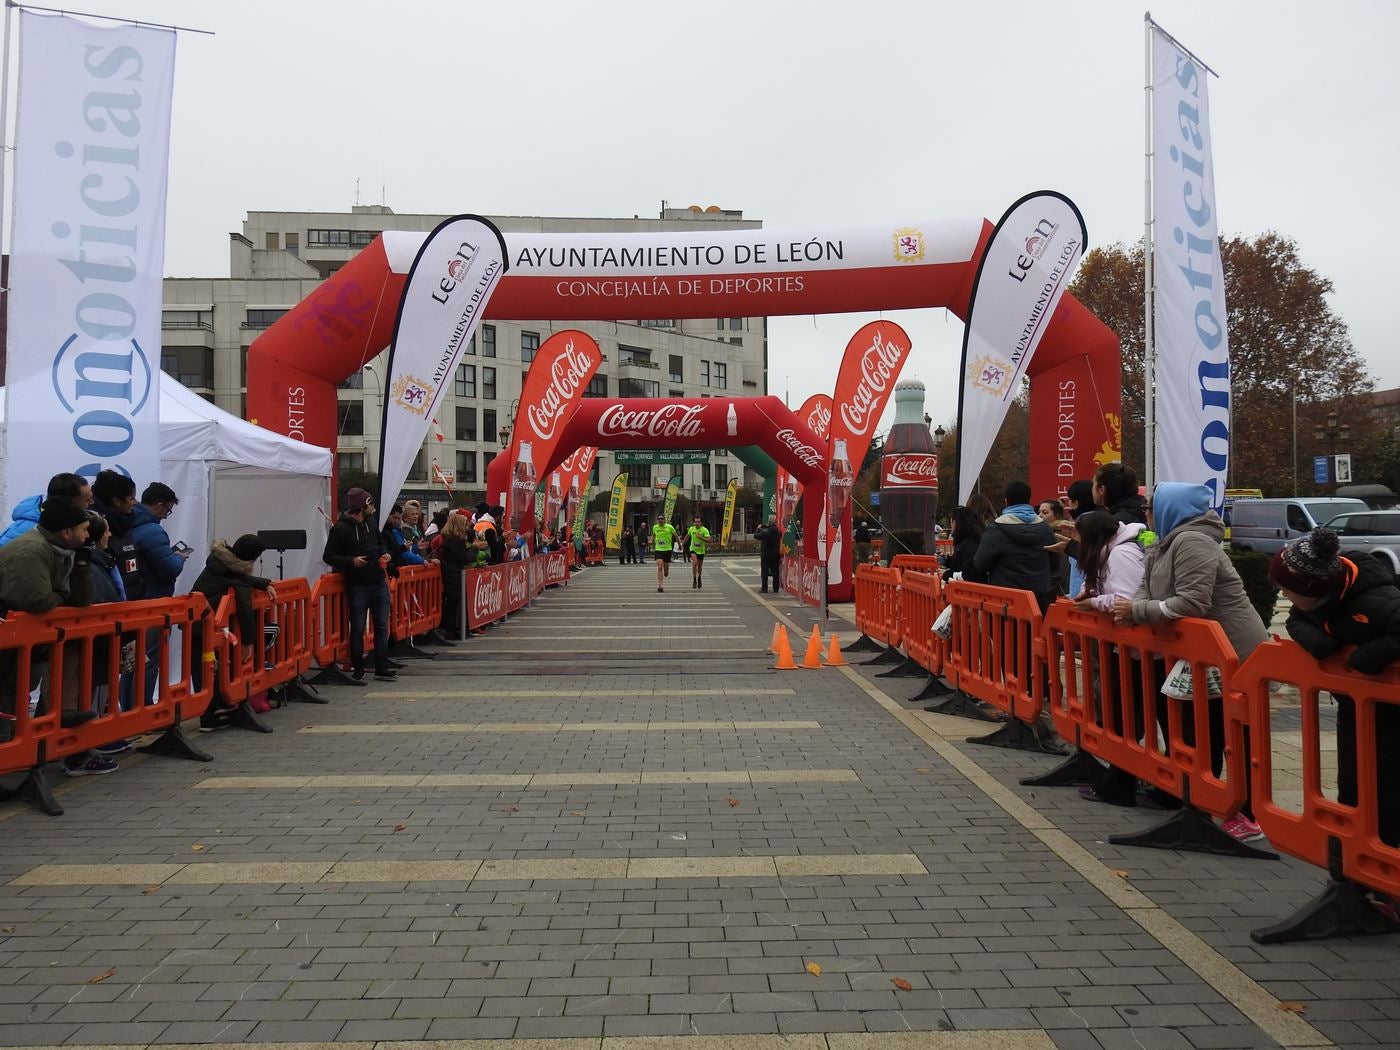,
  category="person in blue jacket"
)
[0,473,92,547]
[381,503,426,568]
[125,482,190,598]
